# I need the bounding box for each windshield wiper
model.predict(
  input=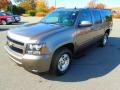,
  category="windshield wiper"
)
[40,21,65,26]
